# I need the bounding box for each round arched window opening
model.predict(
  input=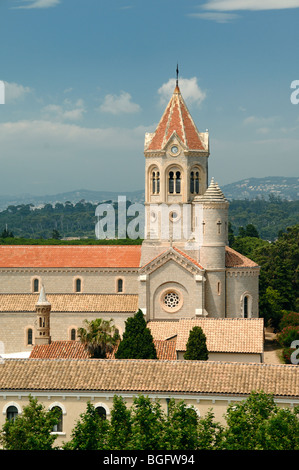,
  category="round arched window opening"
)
[96,406,107,420]
[160,289,183,313]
